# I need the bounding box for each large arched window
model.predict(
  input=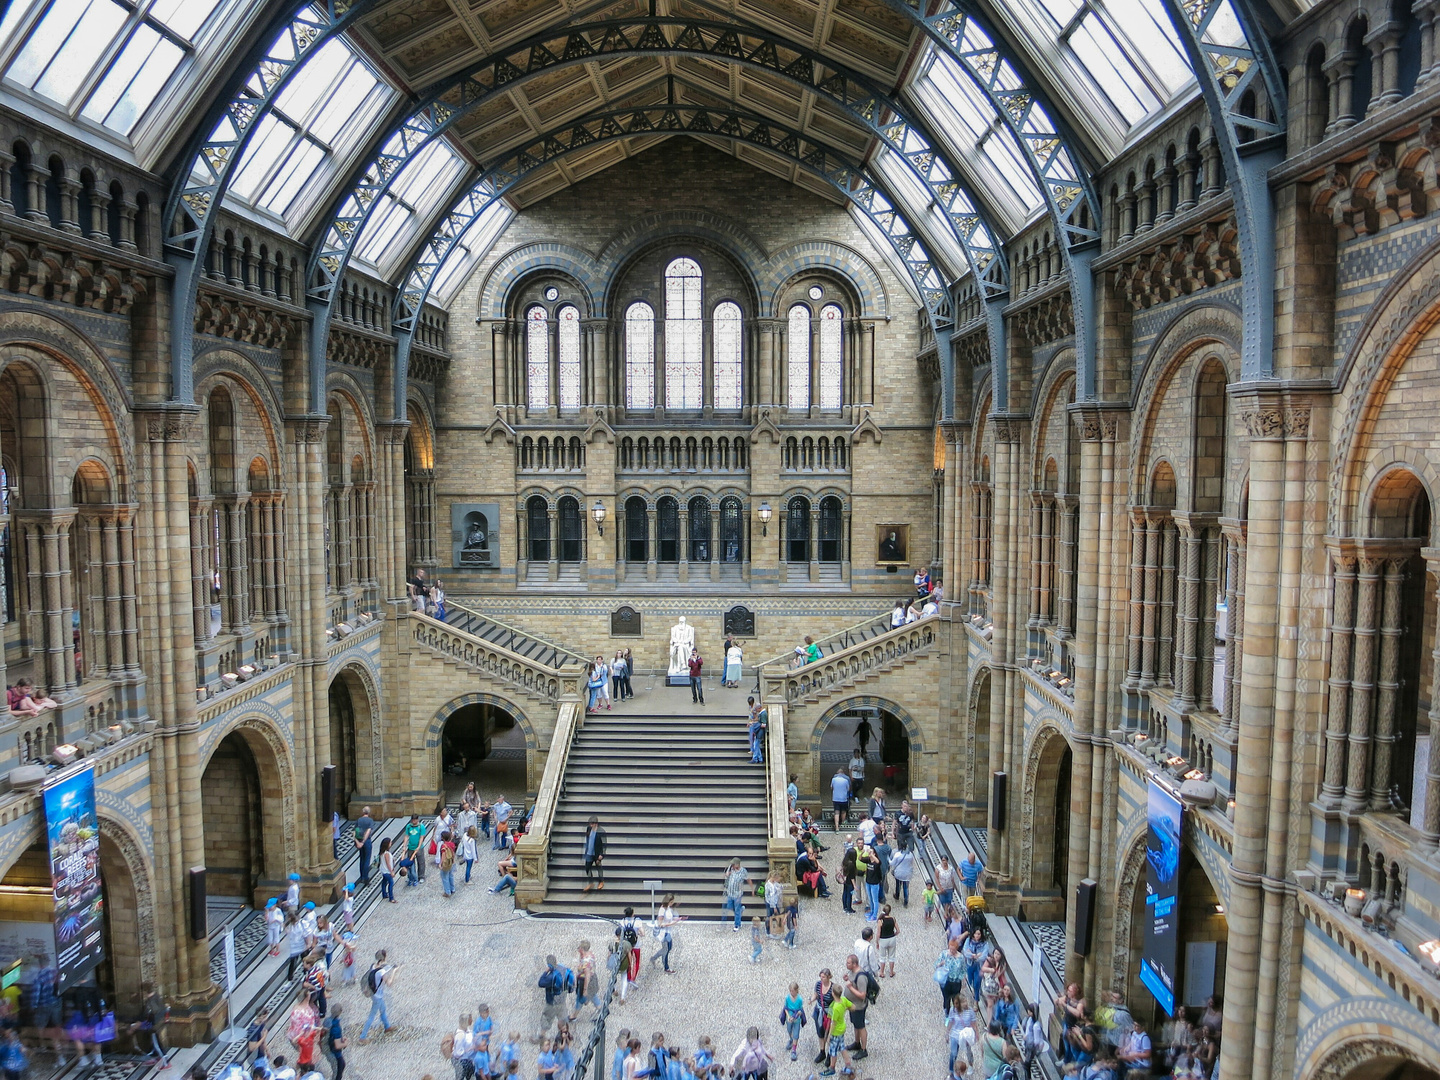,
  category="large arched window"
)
[713,301,743,410]
[624,496,647,562]
[625,301,655,410]
[787,304,810,410]
[557,495,583,562]
[819,304,843,410]
[558,305,581,411]
[526,305,549,408]
[819,496,843,562]
[665,258,703,410]
[720,497,744,562]
[526,495,549,562]
[656,497,680,563]
[786,495,811,563]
